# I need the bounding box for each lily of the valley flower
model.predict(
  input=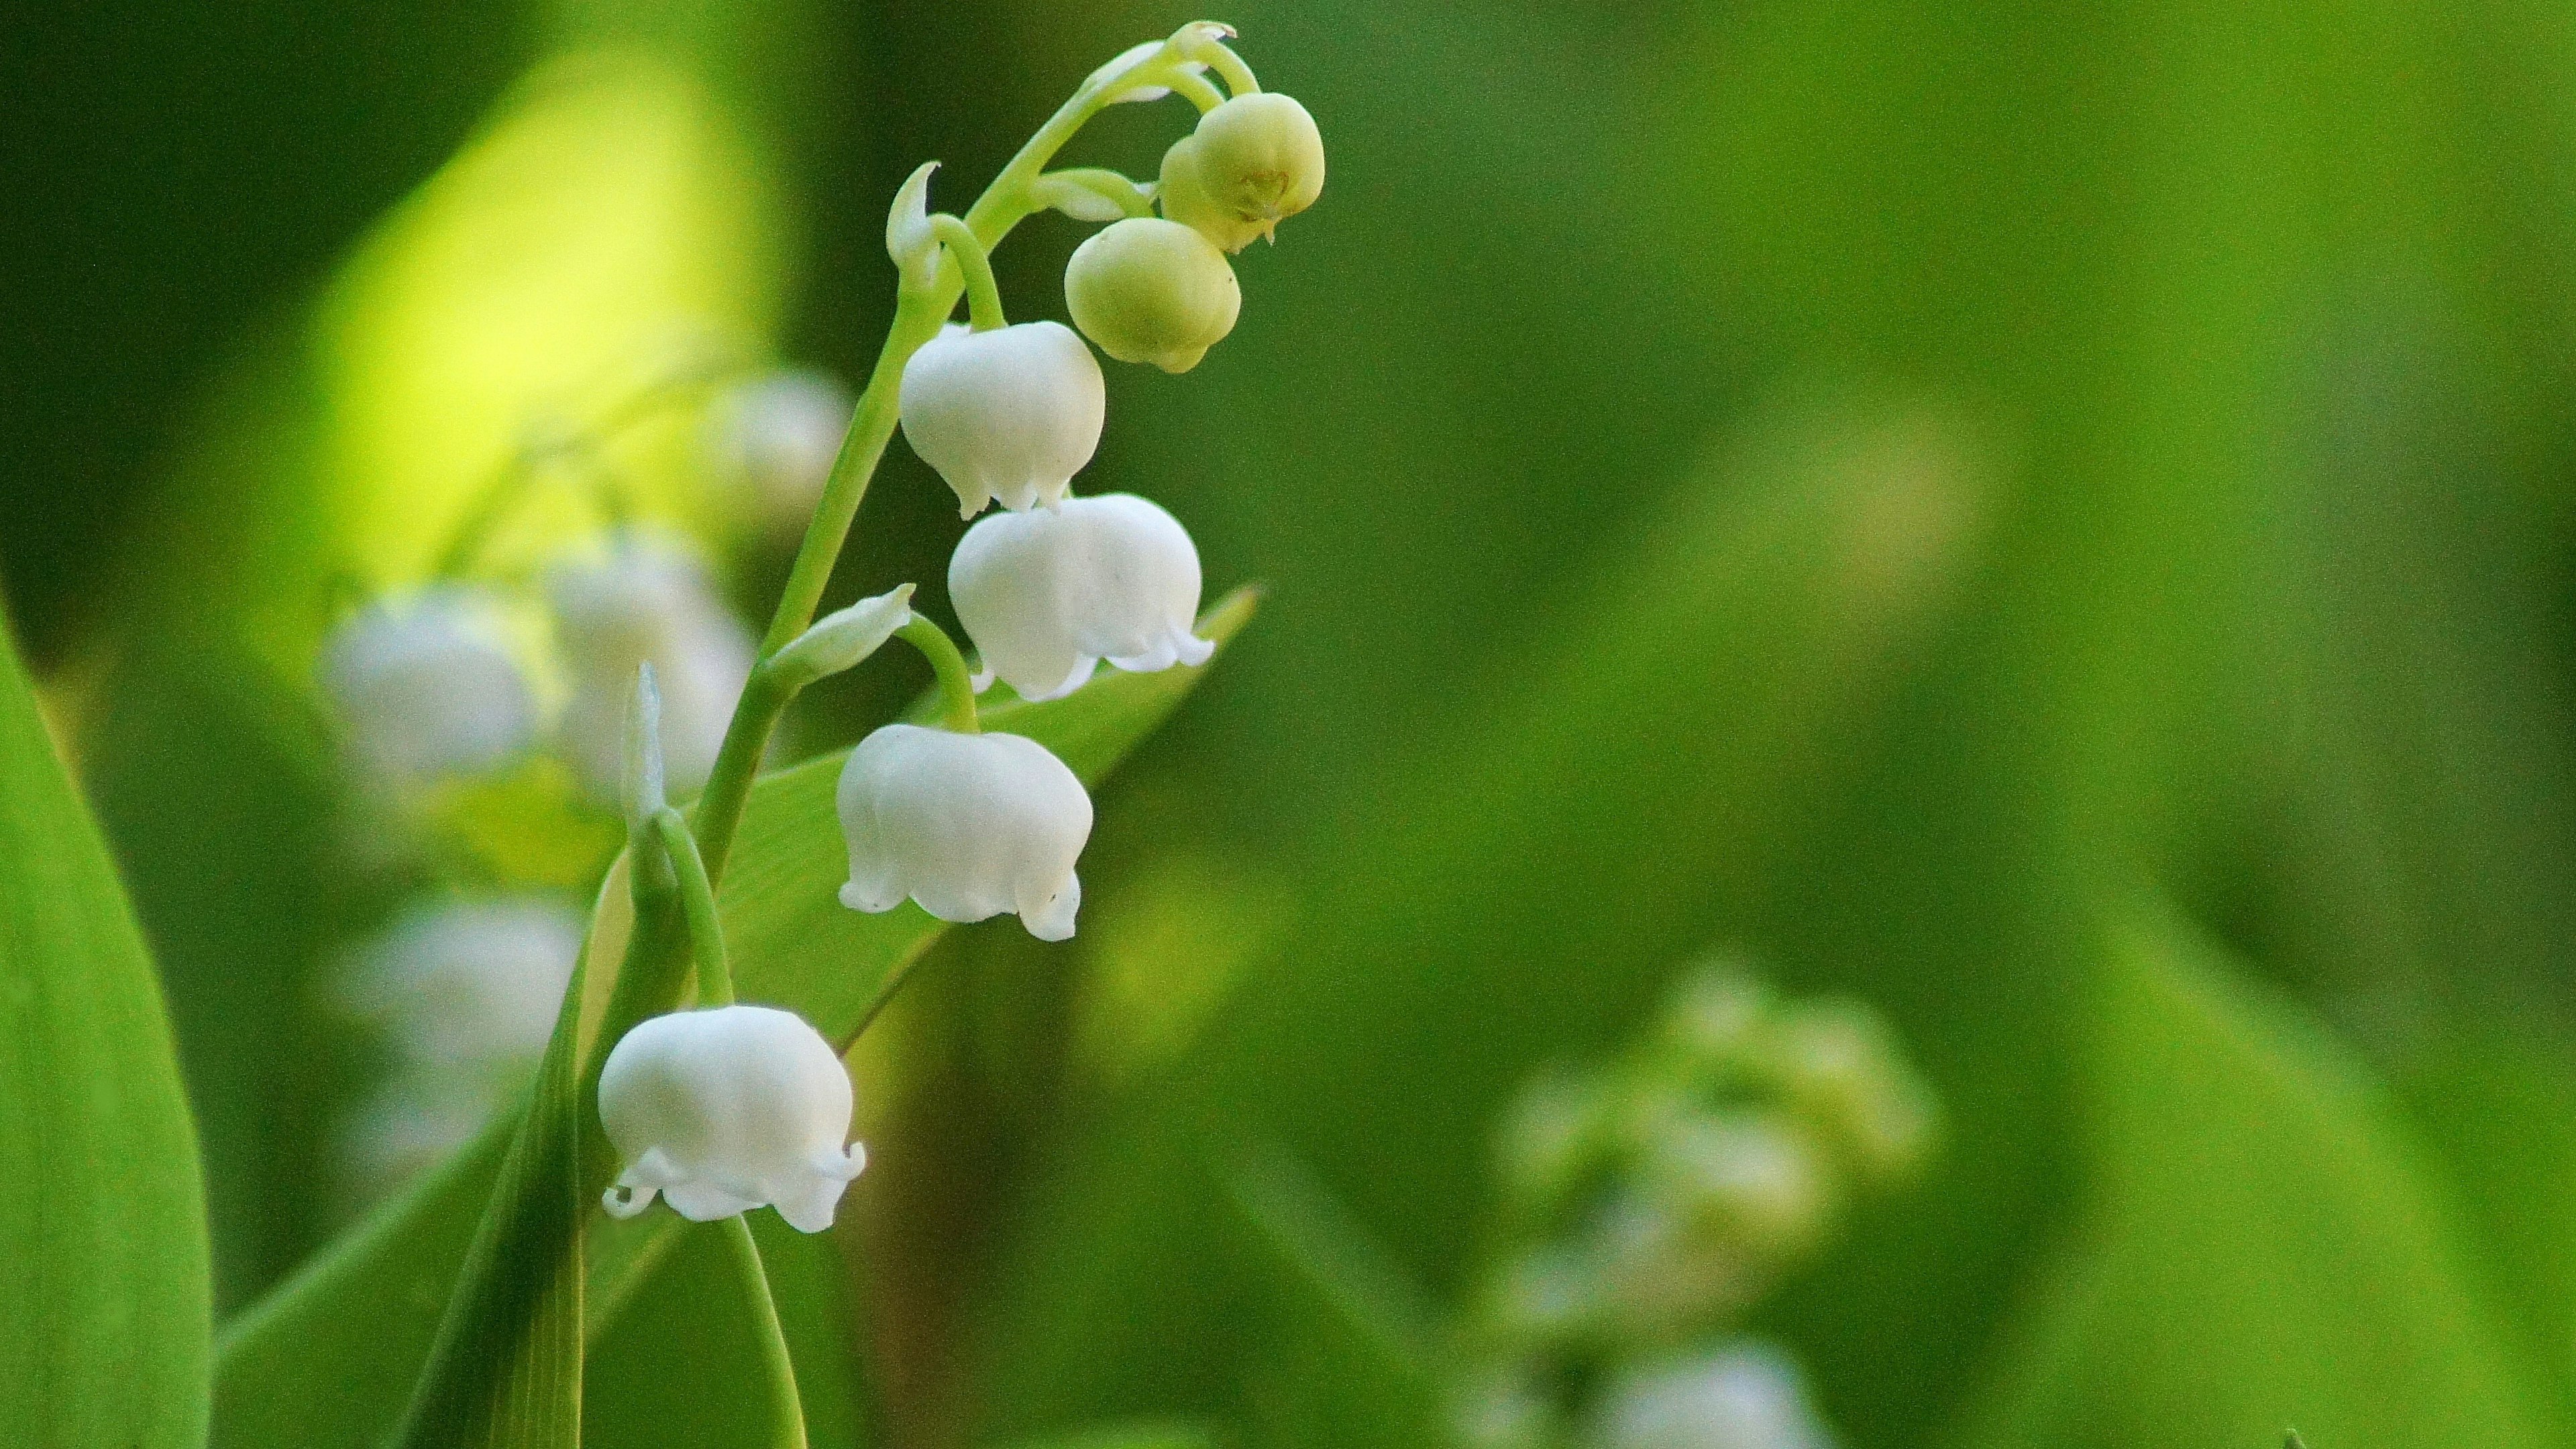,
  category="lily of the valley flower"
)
[898,321,1106,517]
[1161,93,1326,252]
[1591,1343,1835,1449]
[707,368,854,533]
[1065,217,1241,373]
[949,492,1213,701]
[837,724,1092,940]
[550,541,754,799]
[320,588,537,788]
[598,1004,867,1233]
[339,898,583,1069]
